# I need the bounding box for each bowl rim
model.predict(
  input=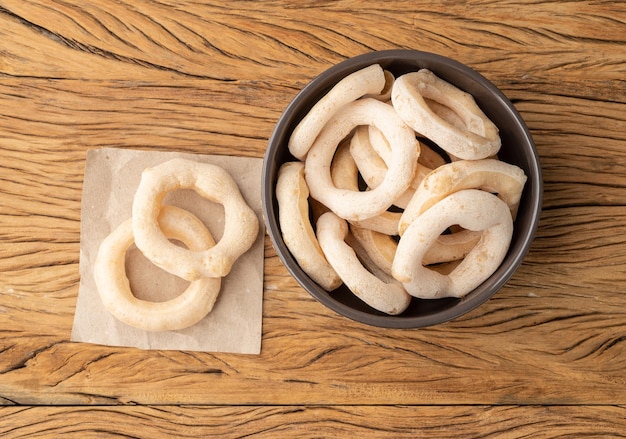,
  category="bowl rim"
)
[262,49,543,328]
